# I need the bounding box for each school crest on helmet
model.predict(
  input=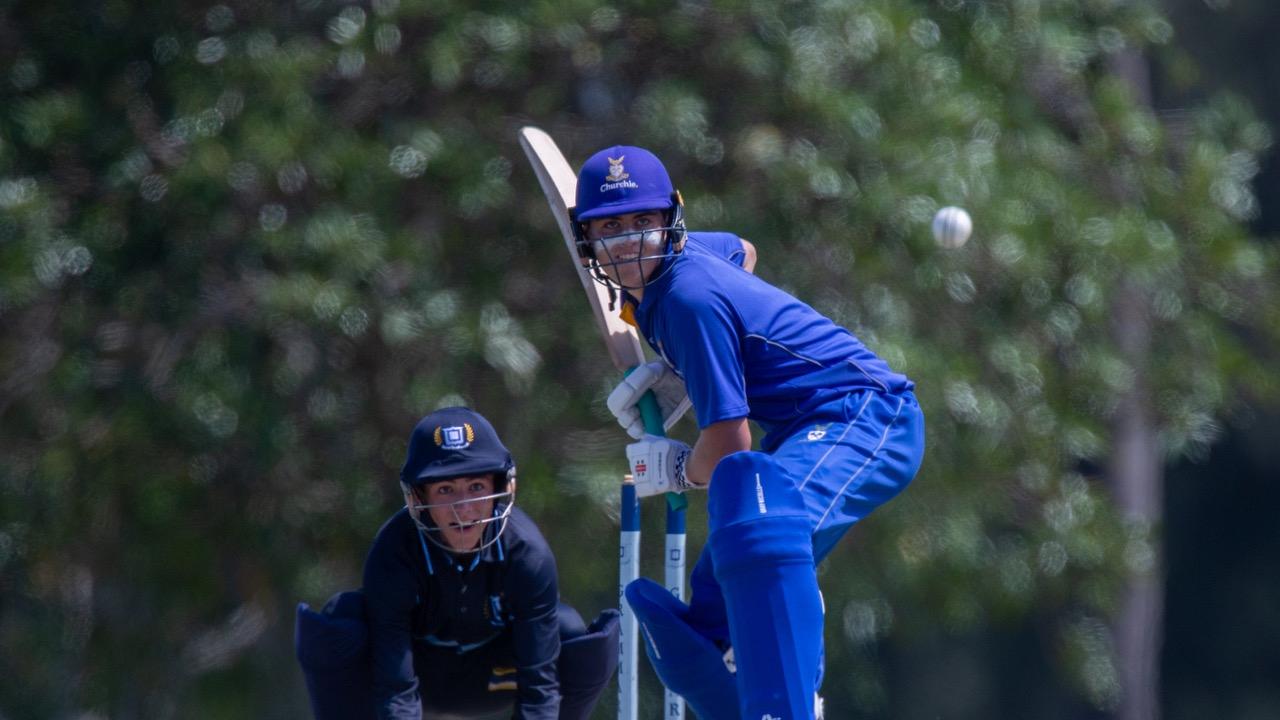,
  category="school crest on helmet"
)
[434,423,475,450]
[606,156,630,183]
